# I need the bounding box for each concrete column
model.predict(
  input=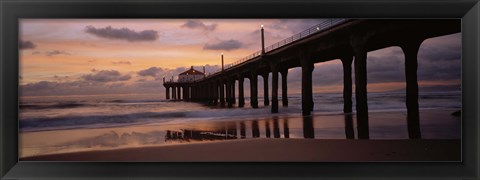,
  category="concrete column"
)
[166,86,170,100]
[300,56,314,116]
[226,80,233,108]
[263,73,270,106]
[238,77,245,107]
[177,85,181,100]
[210,83,215,104]
[271,64,279,113]
[199,84,203,101]
[353,44,369,139]
[203,84,207,102]
[219,82,225,106]
[231,80,236,104]
[402,39,423,139]
[250,71,259,108]
[172,86,176,100]
[341,56,353,113]
[191,86,195,101]
[182,86,186,101]
[213,82,218,105]
[280,69,288,107]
